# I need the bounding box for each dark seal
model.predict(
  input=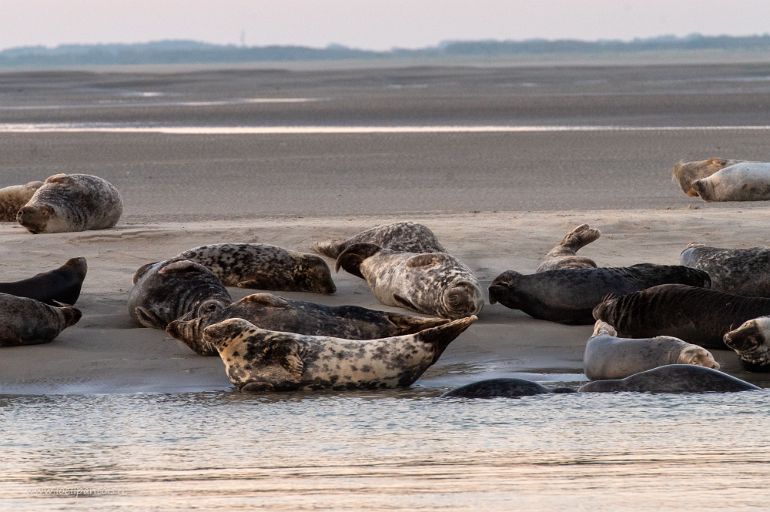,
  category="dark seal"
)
[578,364,760,393]
[0,257,87,305]
[312,221,446,259]
[680,243,770,297]
[441,378,576,398]
[0,293,81,347]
